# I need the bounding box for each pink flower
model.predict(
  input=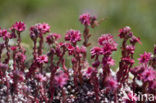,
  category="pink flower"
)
[79,13,91,26]
[85,67,97,77]
[106,77,118,90]
[37,23,50,34]
[72,57,77,64]
[15,52,26,63]
[30,25,39,40]
[30,23,50,37]
[10,28,16,38]
[12,21,26,32]
[0,29,11,40]
[90,47,102,58]
[58,42,66,47]
[66,43,75,55]
[13,70,25,81]
[140,67,156,82]
[130,36,142,45]
[75,46,81,54]
[118,26,131,38]
[92,60,100,68]
[98,34,117,53]
[126,45,135,54]
[55,46,62,57]
[107,57,115,66]
[122,57,135,64]
[10,46,17,51]
[138,52,151,64]
[65,29,81,44]
[102,56,115,66]
[55,70,68,88]
[119,26,131,34]
[80,46,86,54]
[35,73,47,82]
[46,33,61,45]
[51,33,61,40]
[36,55,48,64]
[130,65,145,75]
